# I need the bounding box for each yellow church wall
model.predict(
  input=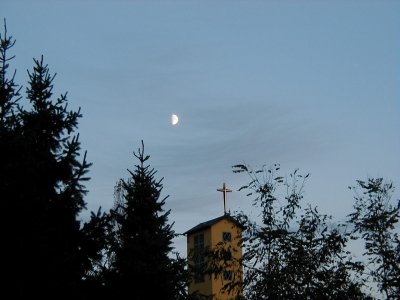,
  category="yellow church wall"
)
[210,219,243,300]
[187,227,213,296]
[187,216,243,300]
